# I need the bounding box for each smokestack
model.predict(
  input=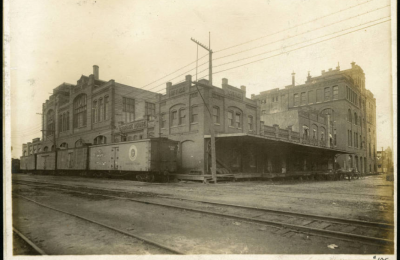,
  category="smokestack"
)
[93,65,99,80]
[292,72,295,86]
[166,82,172,88]
[222,78,228,85]
[240,85,246,92]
